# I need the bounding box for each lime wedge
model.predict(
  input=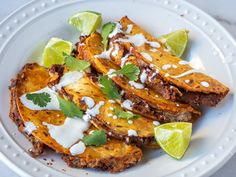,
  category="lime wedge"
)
[68,11,102,35]
[158,29,188,57]
[42,37,72,67]
[154,122,192,159]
